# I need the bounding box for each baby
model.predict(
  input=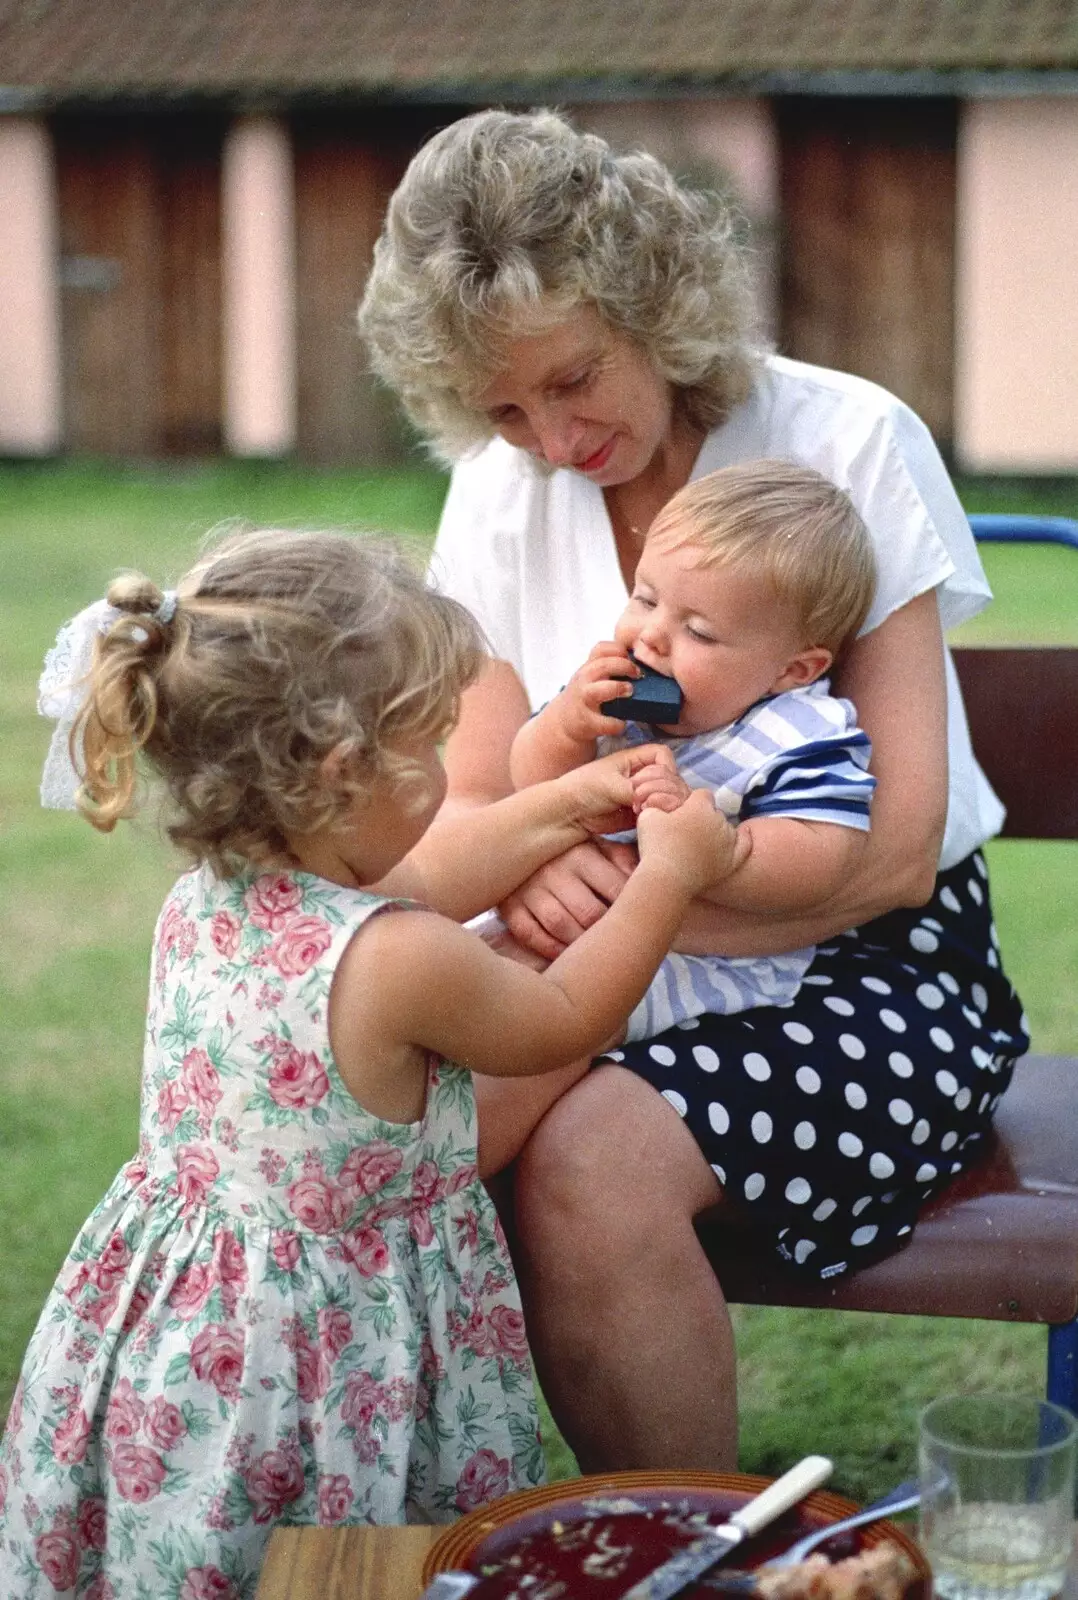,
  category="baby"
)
[511,458,879,1042]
